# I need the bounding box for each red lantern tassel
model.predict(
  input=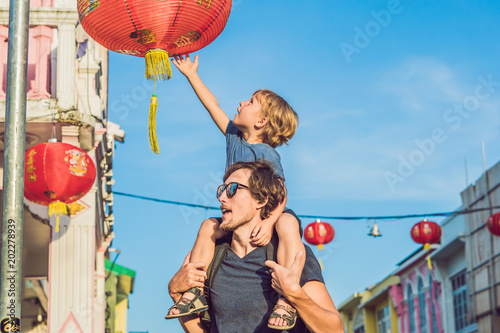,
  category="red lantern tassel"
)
[49,201,67,232]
